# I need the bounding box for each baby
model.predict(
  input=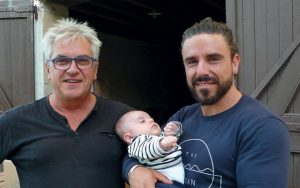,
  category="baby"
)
[115,110,184,188]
